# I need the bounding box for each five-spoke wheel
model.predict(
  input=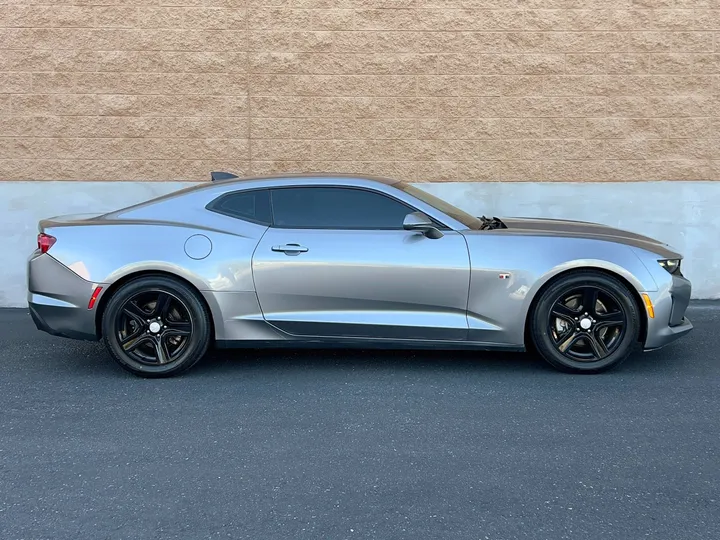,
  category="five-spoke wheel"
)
[116,290,193,366]
[102,276,211,377]
[531,271,640,373]
[549,285,627,362]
